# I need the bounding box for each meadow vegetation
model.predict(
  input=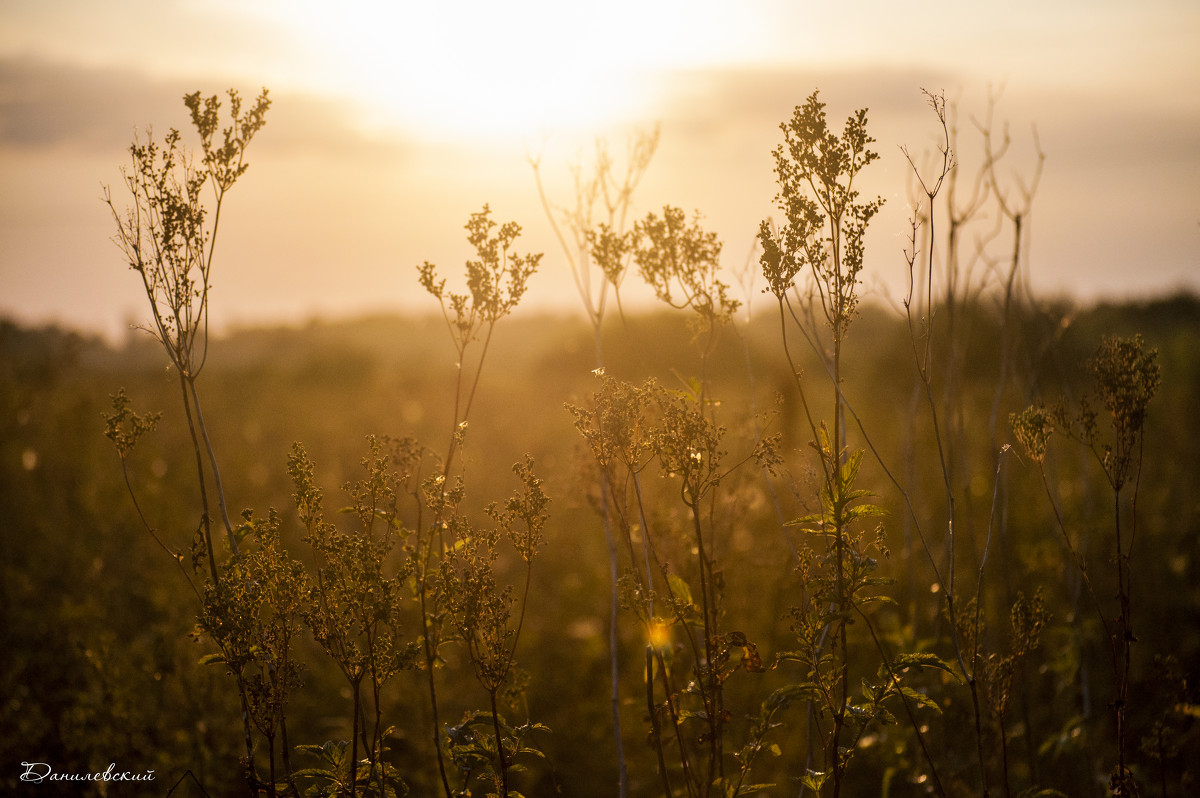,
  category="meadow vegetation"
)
[2,87,1198,797]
